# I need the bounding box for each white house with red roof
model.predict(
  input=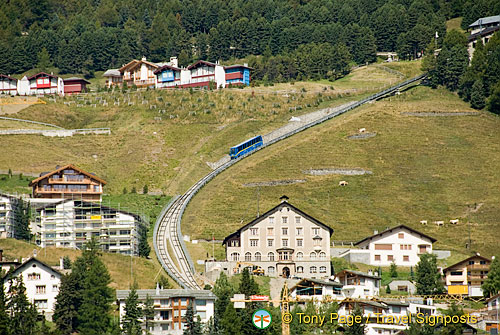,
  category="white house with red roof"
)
[17,72,64,96]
